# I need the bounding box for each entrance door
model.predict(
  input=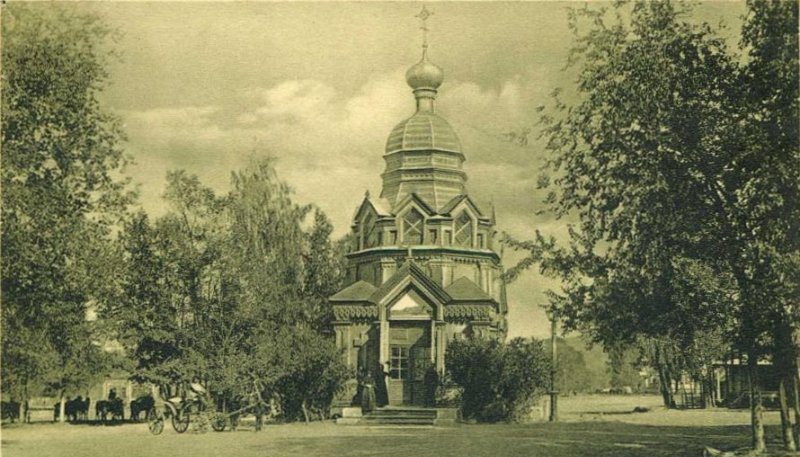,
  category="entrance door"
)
[388,322,431,405]
[388,345,409,404]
